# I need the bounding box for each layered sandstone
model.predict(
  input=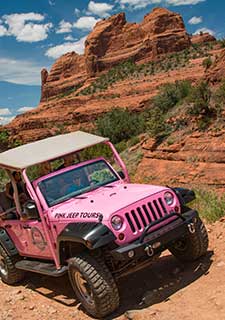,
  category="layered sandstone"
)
[135,131,225,191]
[85,7,191,75]
[206,48,225,83]
[41,7,191,101]
[41,52,87,101]
[191,32,216,45]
